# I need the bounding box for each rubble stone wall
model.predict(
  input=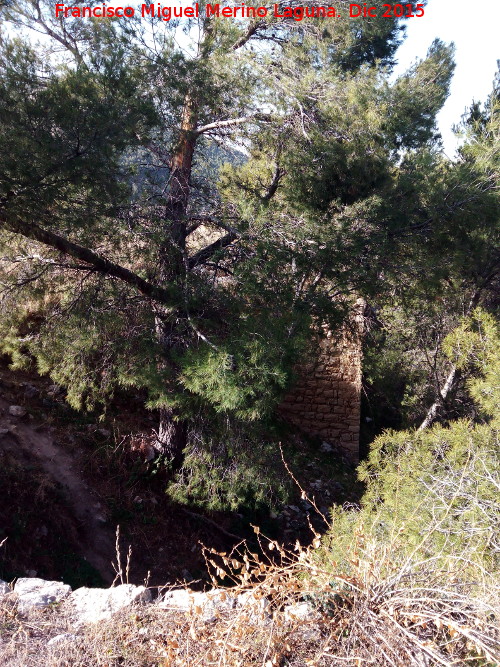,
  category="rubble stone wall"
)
[279,312,363,463]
